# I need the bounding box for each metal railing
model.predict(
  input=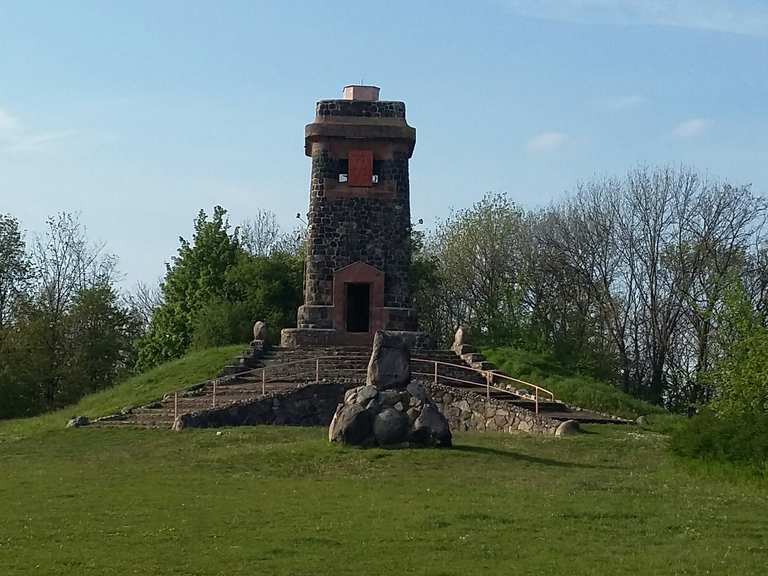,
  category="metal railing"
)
[410,358,554,415]
[165,353,555,422]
